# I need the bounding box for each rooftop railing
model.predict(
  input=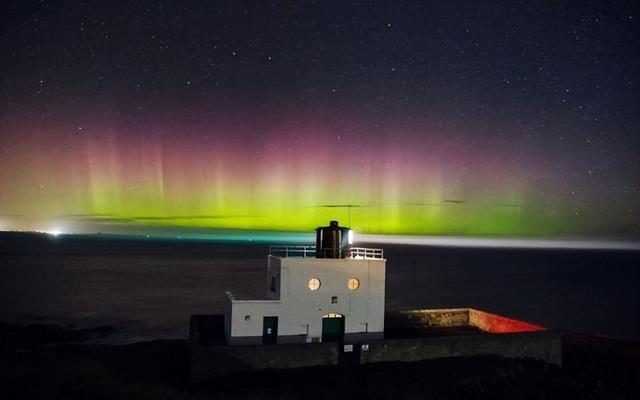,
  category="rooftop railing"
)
[269,245,316,258]
[269,245,384,260]
[348,247,384,259]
